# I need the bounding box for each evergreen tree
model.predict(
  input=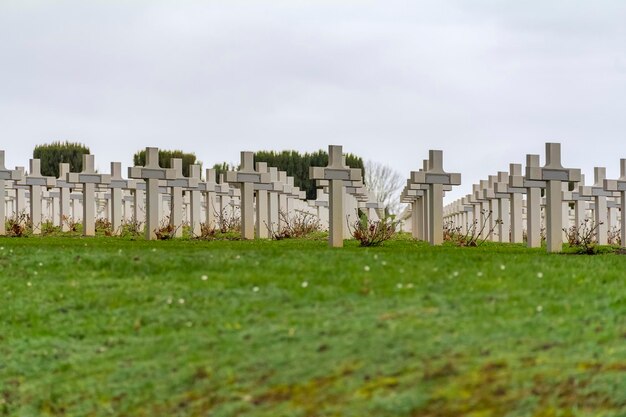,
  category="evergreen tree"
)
[33,141,90,177]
